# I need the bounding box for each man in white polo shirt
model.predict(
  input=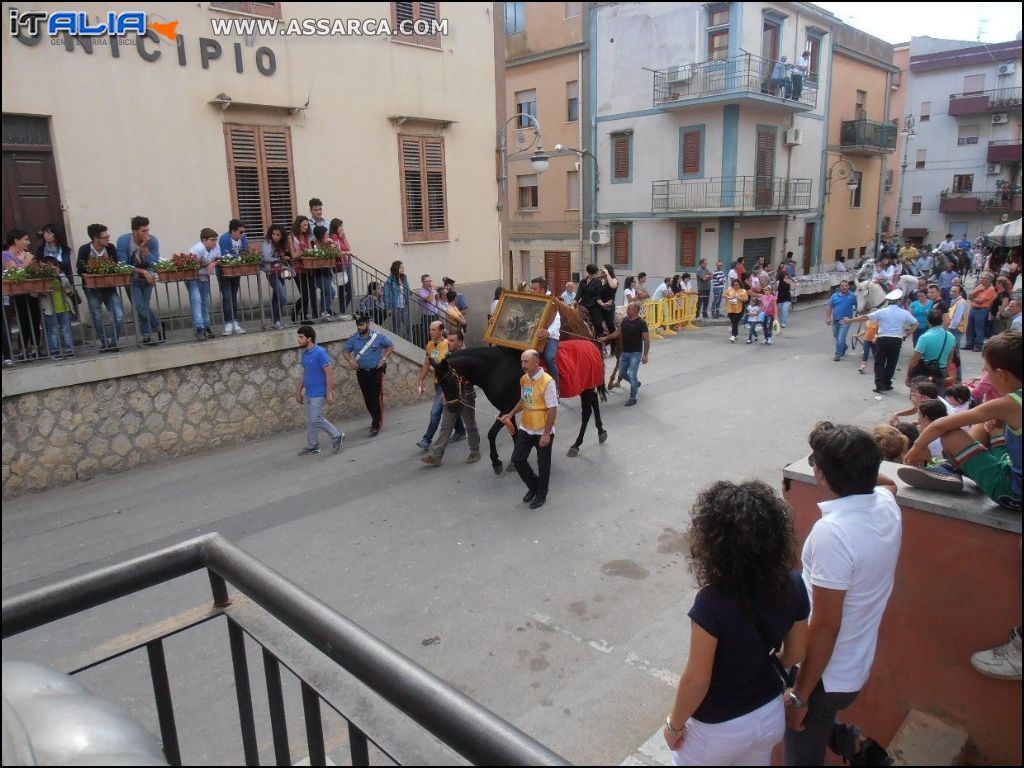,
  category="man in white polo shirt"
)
[785,422,901,766]
[843,289,918,394]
